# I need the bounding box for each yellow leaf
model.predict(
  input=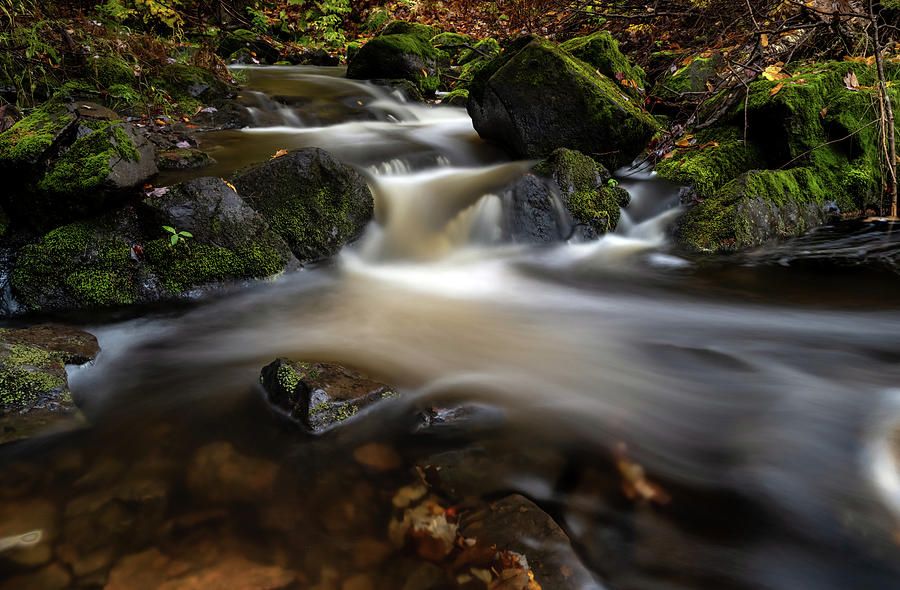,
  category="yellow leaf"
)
[271,149,288,159]
[760,33,769,47]
[674,134,694,147]
[769,82,784,96]
[223,180,237,193]
[761,65,782,81]
[421,69,428,77]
